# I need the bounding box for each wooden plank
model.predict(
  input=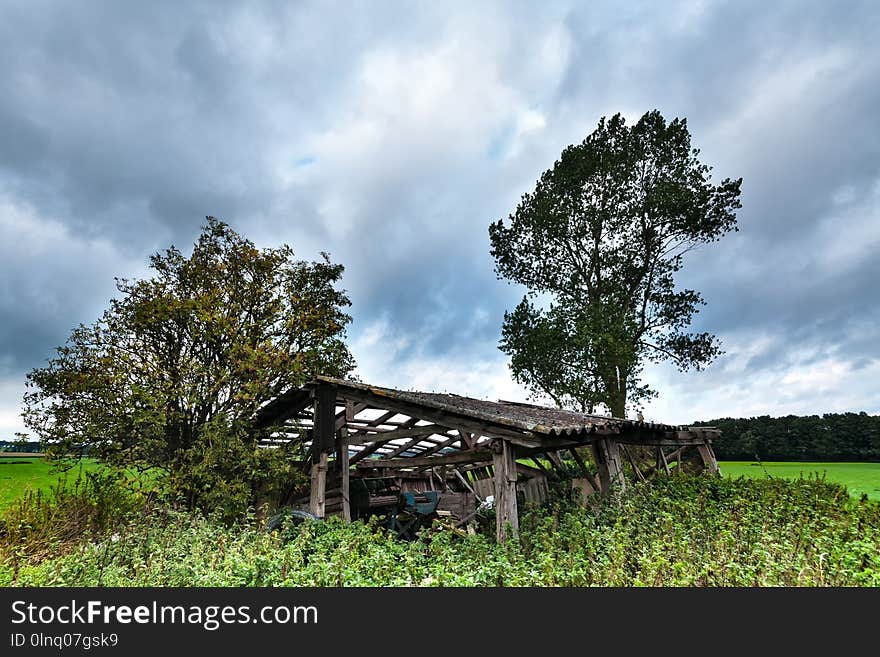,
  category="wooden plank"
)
[616,434,711,446]
[473,477,495,501]
[349,424,444,448]
[592,438,626,495]
[357,448,493,469]
[312,383,336,462]
[568,447,591,478]
[674,446,689,472]
[346,418,420,462]
[515,462,544,477]
[384,435,434,459]
[493,440,518,542]
[620,443,646,482]
[519,476,549,505]
[348,441,387,465]
[348,409,399,434]
[335,402,368,431]
[696,442,720,474]
[452,468,483,502]
[331,387,543,443]
[659,446,670,474]
[546,450,566,474]
[413,434,462,458]
[339,424,351,523]
[571,477,596,505]
[309,452,328,518]
[530,455,550,475]
[605,439,625,492]
[252,388,312,428]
